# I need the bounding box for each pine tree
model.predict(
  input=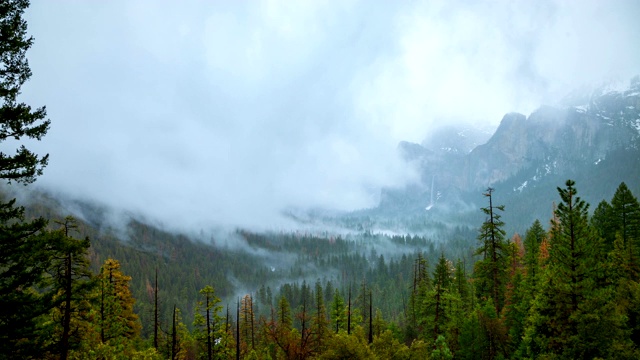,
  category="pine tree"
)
[296,282,314,358]
[502,235,527,356]
[193,285,225,360]
[522,220,545,286]
[165,305,193,360]
[446,258,469,354]
[239,294,255,353]
[312,280,329,352]
[591,199,615,251]
[524,180,622,359]
[44,216,95,359]
[330,289,346,333]
[406,252,430,340]
[265,295,297,359]
[427,253,452,342]
[473,188,508,314]
[508,221,545,357]
[610,182,640,276]
[0,0,52,357]
[453,259,469,308]
[95,258,141,347]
